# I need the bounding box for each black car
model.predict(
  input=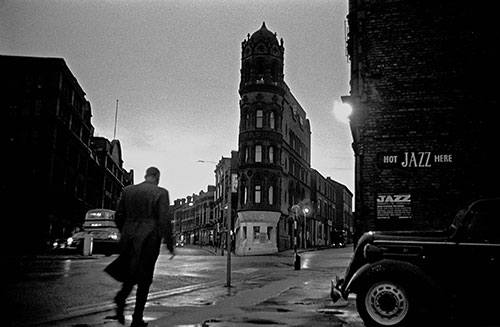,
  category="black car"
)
[331,198,500,326]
